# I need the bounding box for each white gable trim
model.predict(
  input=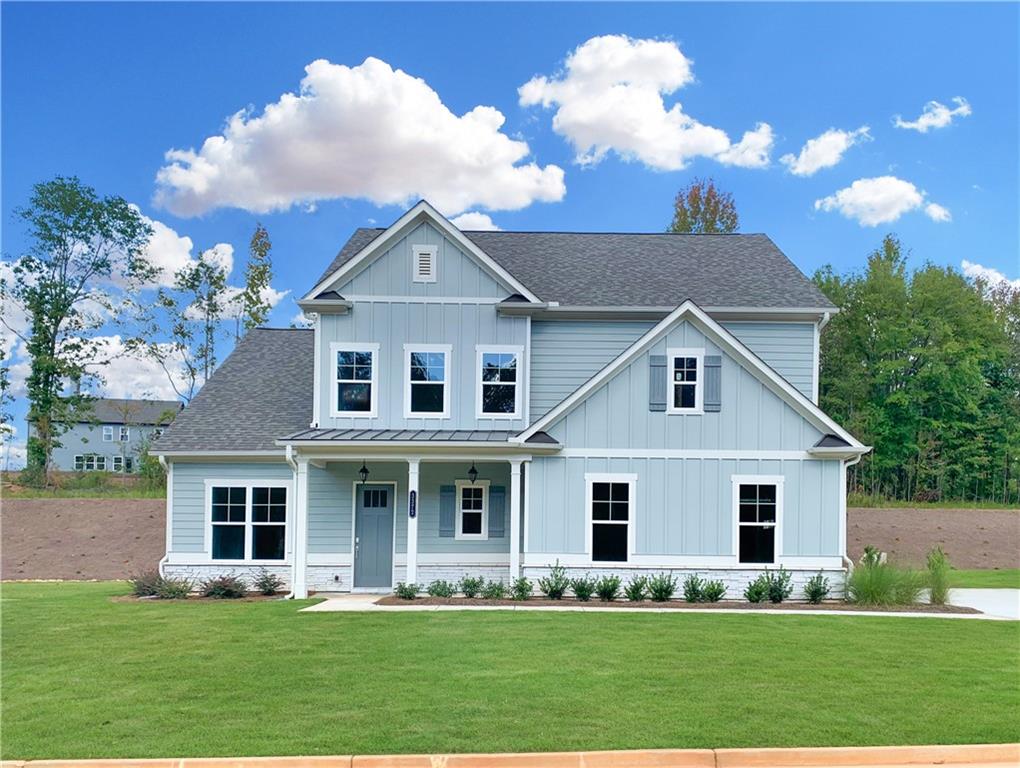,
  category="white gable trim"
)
[513,300,867,450]
[303,200,542,303]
